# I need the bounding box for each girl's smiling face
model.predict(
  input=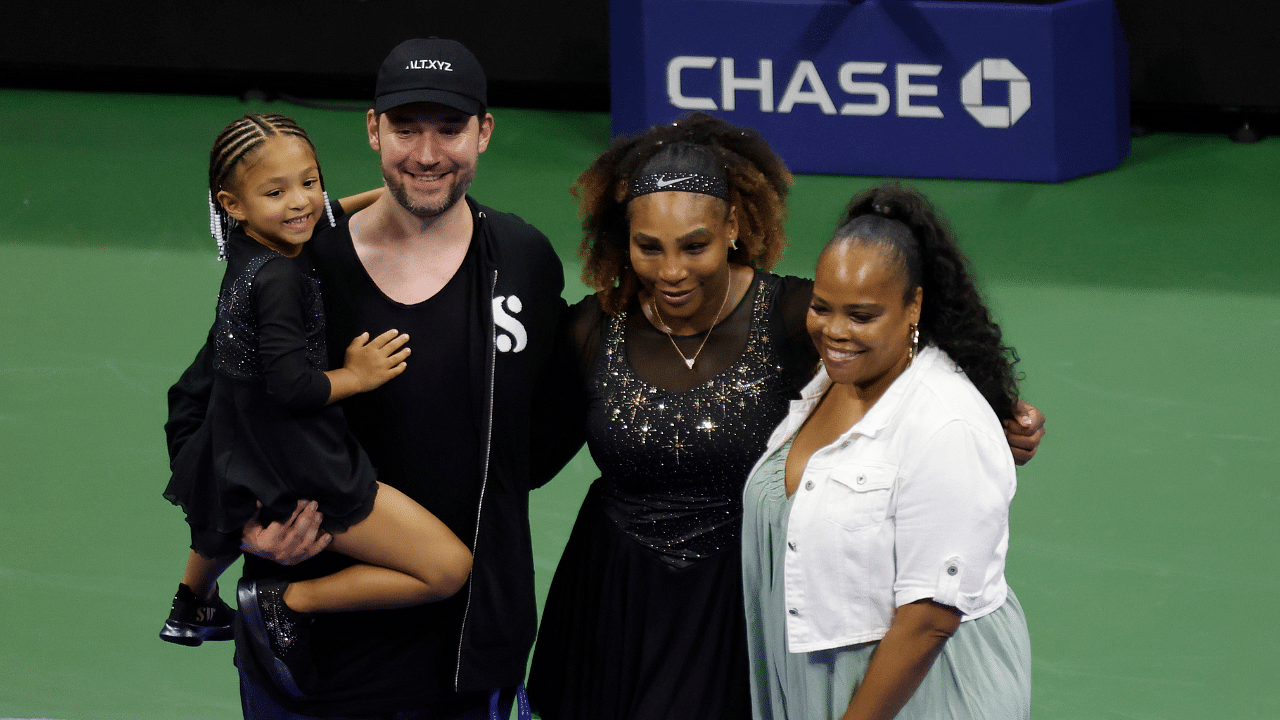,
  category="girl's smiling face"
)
[217,134,324,257]
[808,241,922,392]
